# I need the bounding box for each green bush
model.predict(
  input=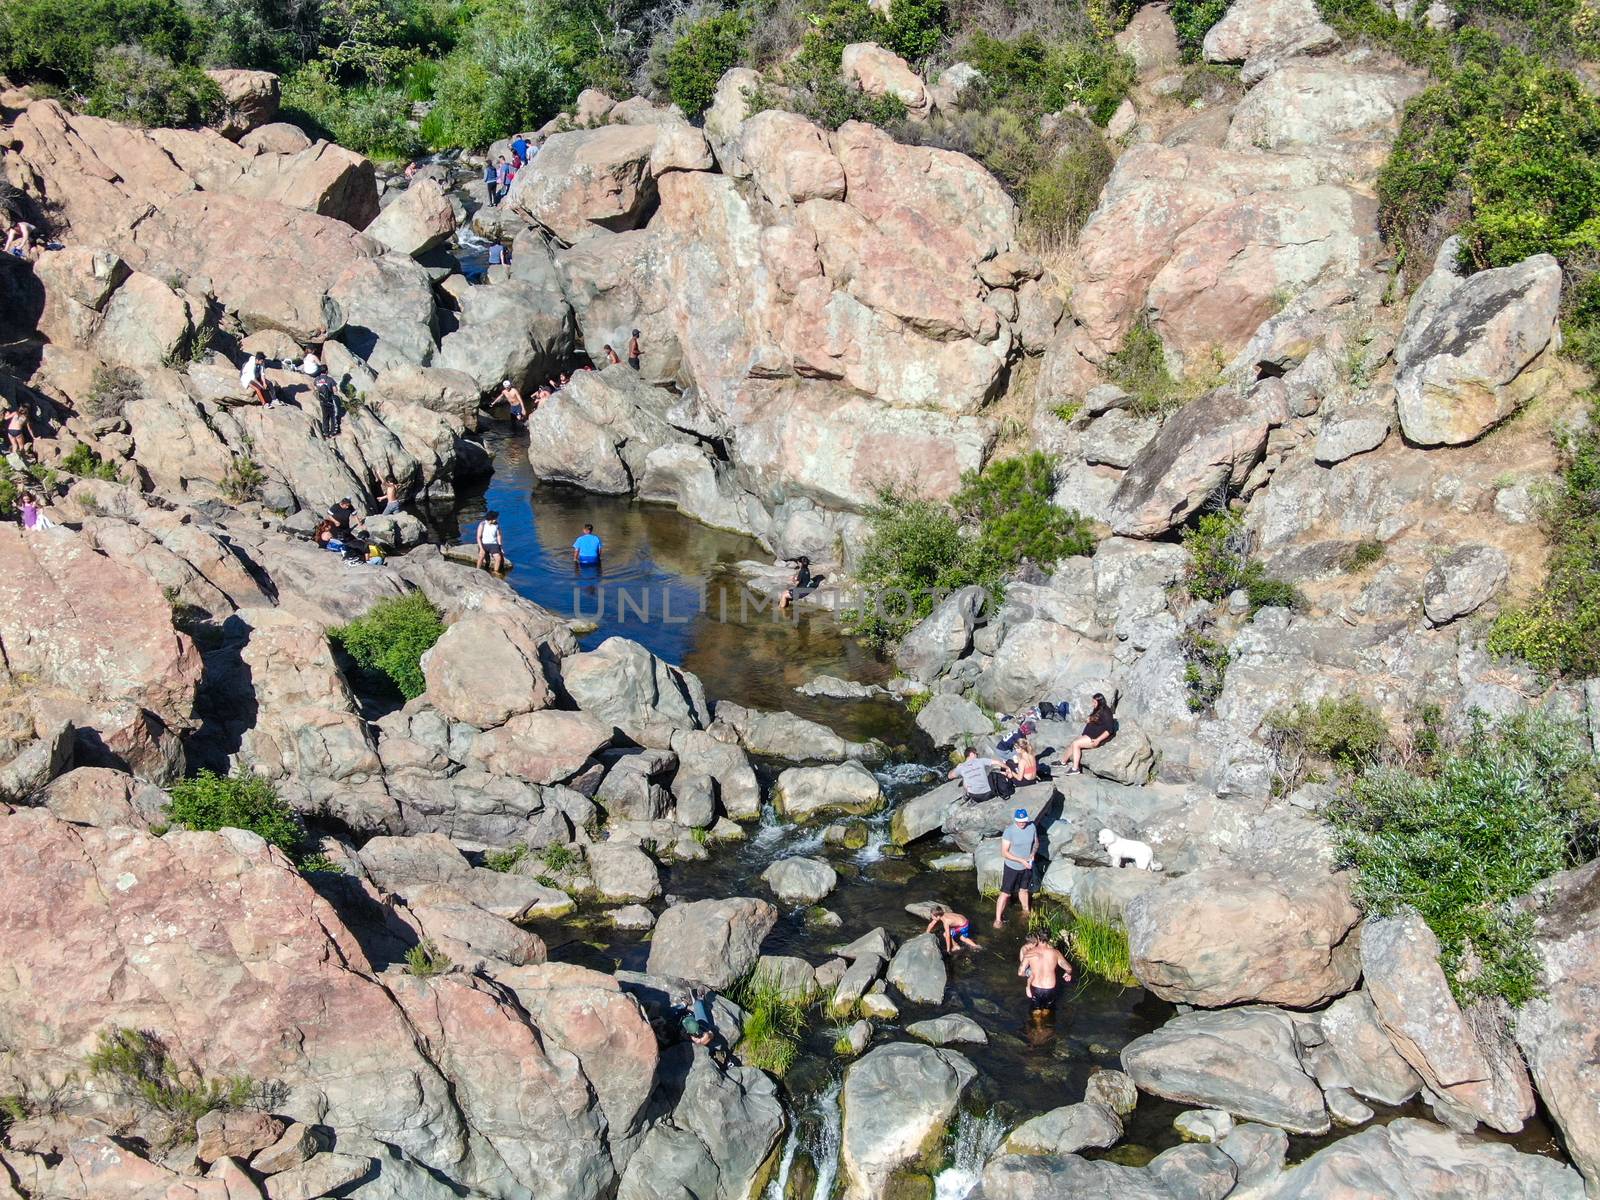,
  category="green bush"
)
[424,23,577,149]
[85,45,223,127]
[405,939,452,977]
[964,31,1135,127]
[1022,124,1115,244]
[846,454,1092,647]
[1327,711,1600,1005]
[1338,539,1386,573]
[540,843,579,871]
[883,0,949,58]
[1104,318,1190,417]
[1266,696,1391,778]
[483,843,528,873]
[1168,0,1229,59]
[1488,394,1600,677]
[60,443,122,481]
[0,0,207,92]
[1182,509,1303,612]
[280,62,422,160]
[666,12,750,118]
[86,1027,254,1130]
[1068,906,1138,987]
[330,591,444,700]
[733,967,811,1076]
[1178,629,1230,714]
[167,769,303,853]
